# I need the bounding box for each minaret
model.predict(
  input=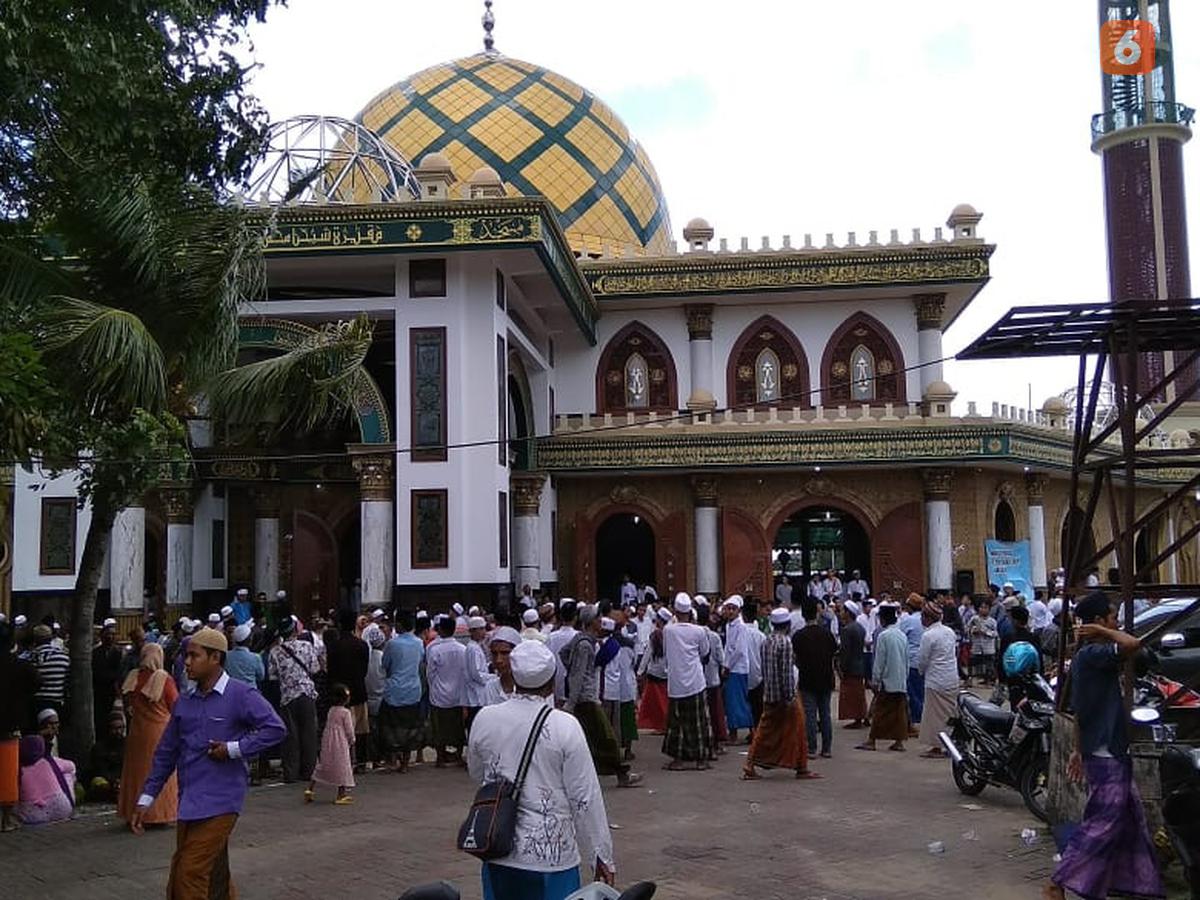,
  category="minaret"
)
[1094,0,1196,399]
